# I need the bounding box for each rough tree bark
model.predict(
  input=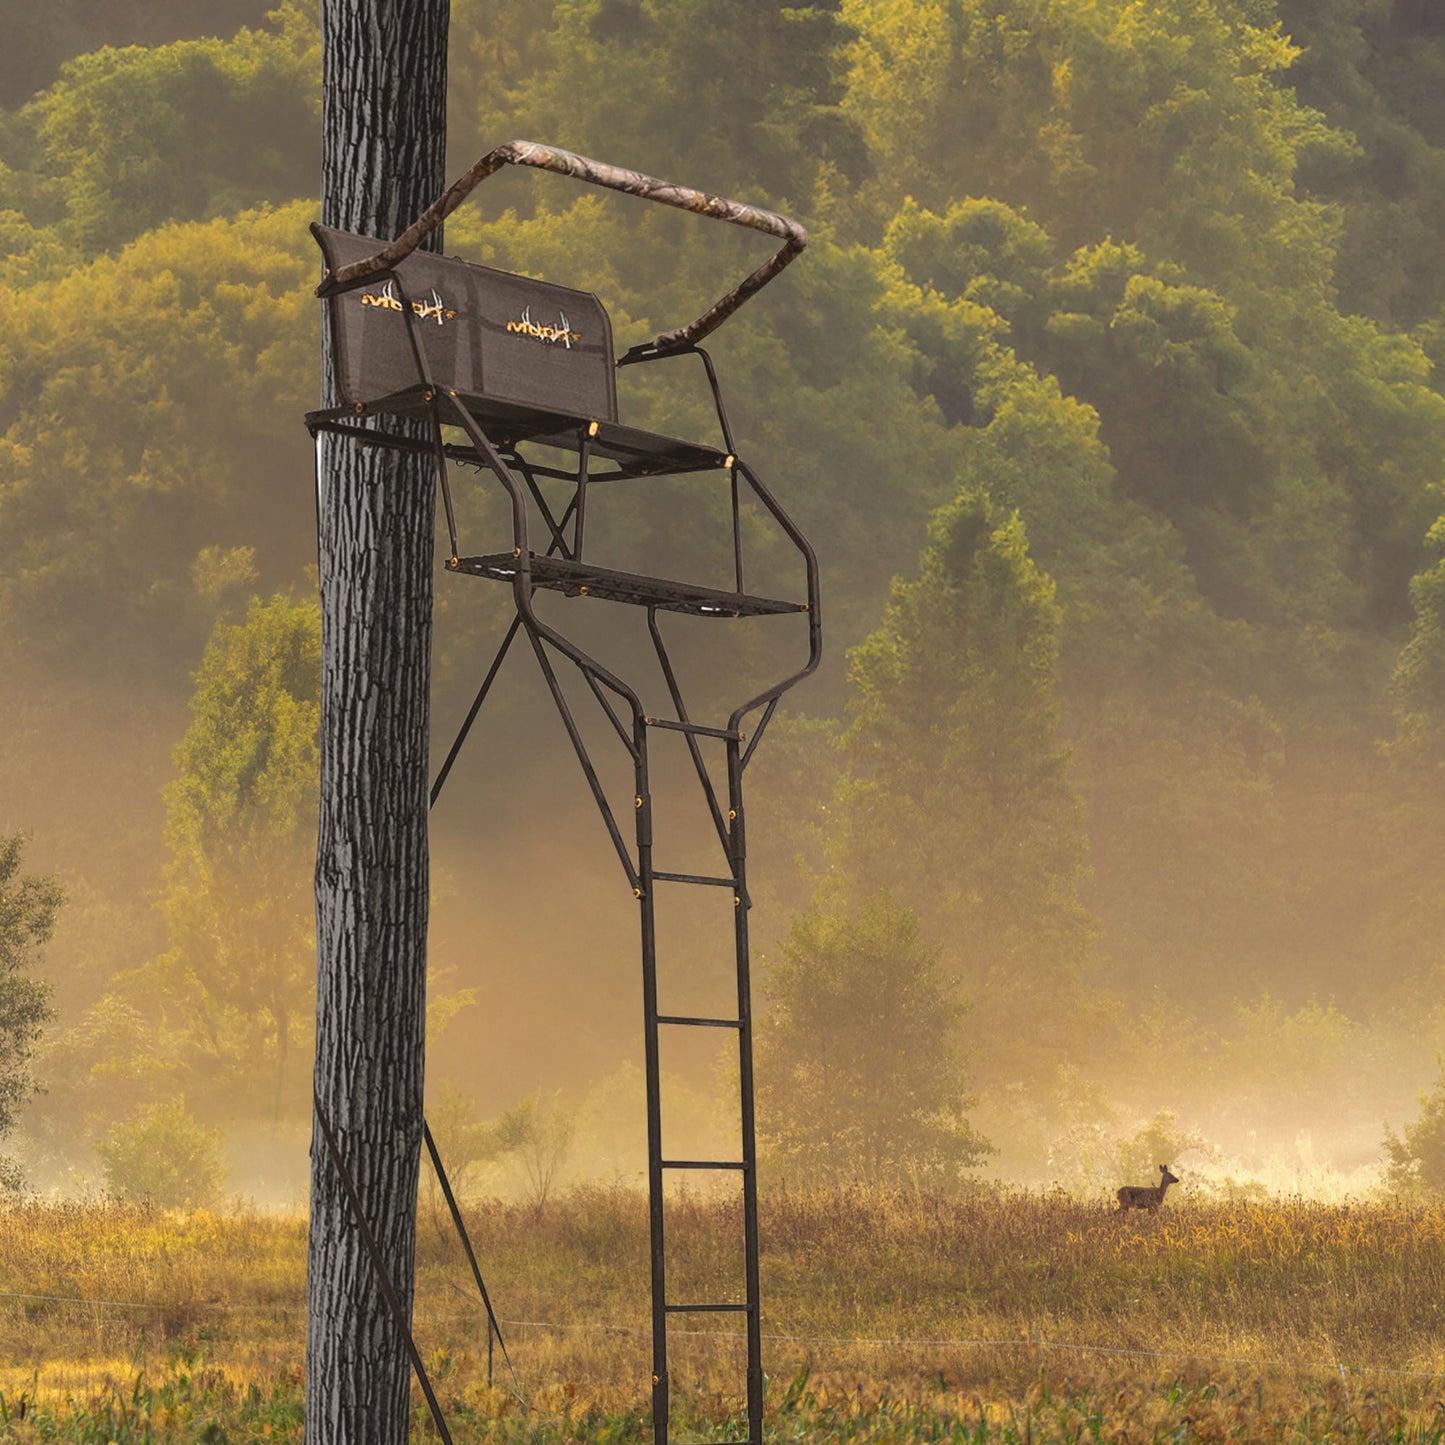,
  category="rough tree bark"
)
[306,2,448,1441]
